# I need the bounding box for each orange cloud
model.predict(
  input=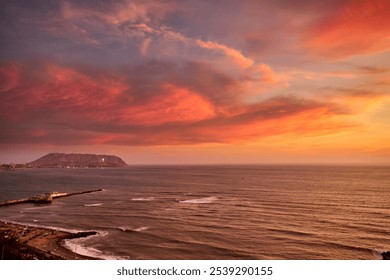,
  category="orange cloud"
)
[195,39,254,69]
[119,84,216,125]
[126,22,256,72]
[305,0,390,59]
[0,61,379,148]
[192,99,350,145]
[324,88,390,115]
